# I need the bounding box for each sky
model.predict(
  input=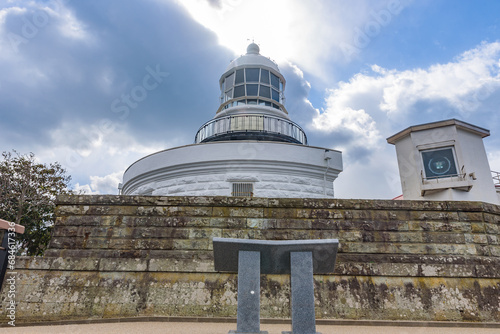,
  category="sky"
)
[0,0,499,199]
